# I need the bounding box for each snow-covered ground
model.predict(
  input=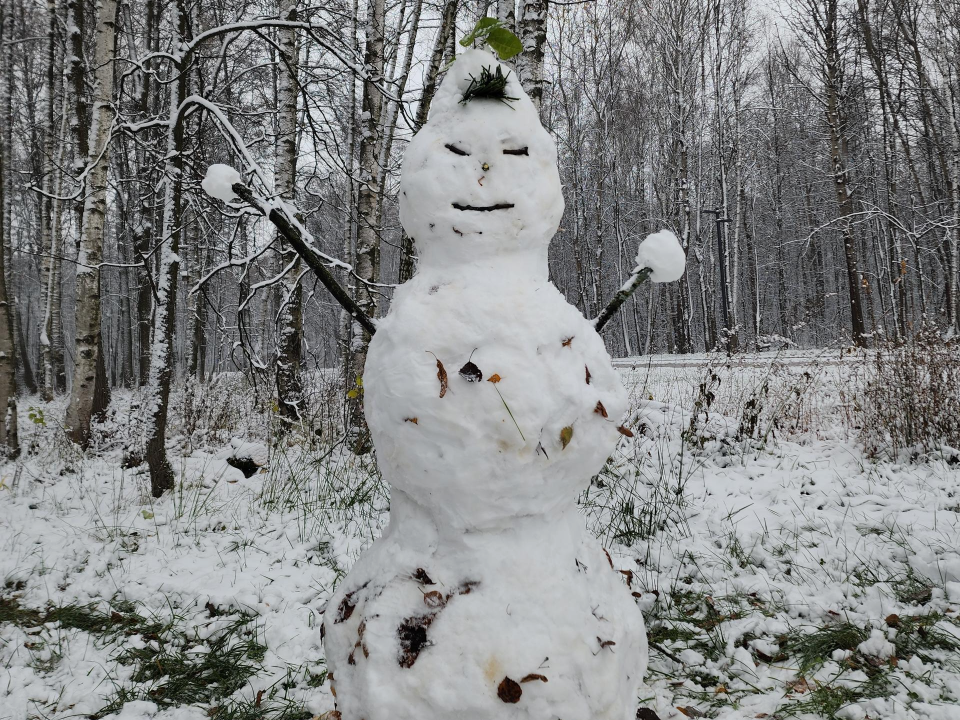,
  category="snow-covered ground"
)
[2,351,959,720]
